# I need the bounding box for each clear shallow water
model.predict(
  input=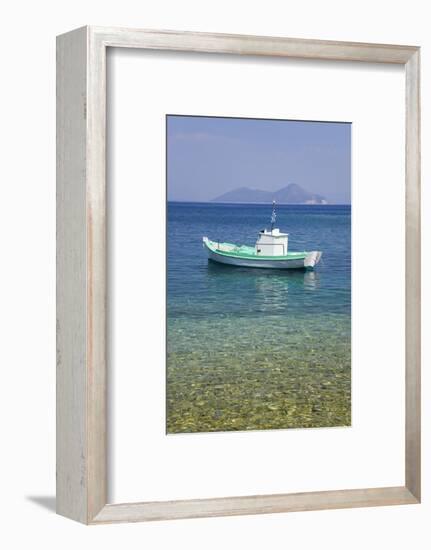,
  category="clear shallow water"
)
[167,203,351,433]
